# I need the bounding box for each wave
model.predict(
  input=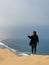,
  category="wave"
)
[0,42,8,49]
[0,42,29,56]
